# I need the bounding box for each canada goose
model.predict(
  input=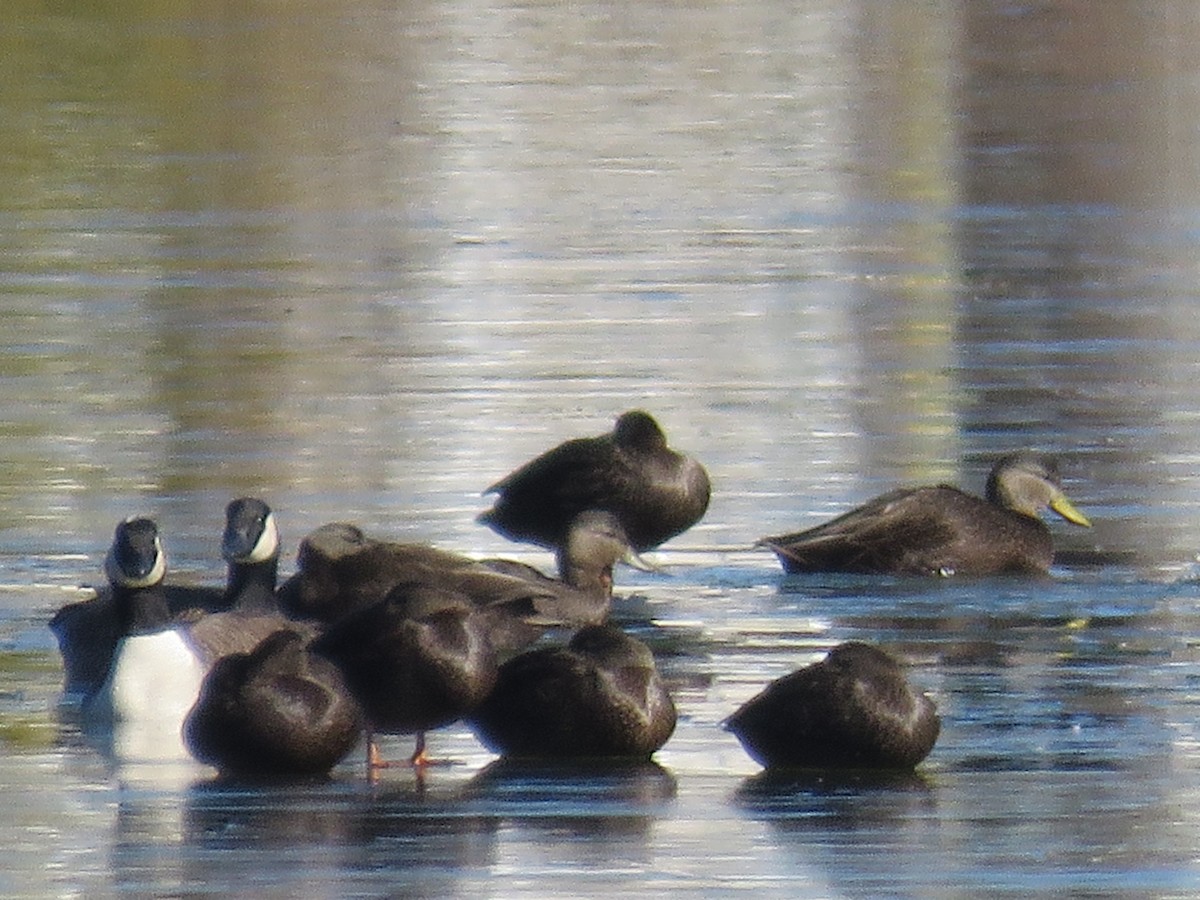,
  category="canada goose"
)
[50,516,170,703]
[54,505,308,762]
[51,497,289,705]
